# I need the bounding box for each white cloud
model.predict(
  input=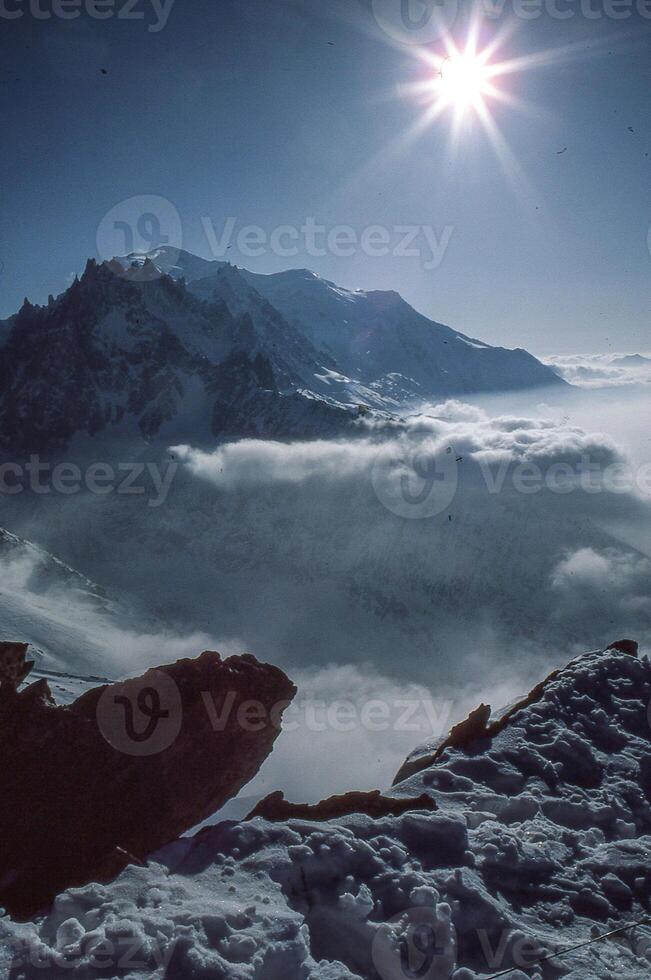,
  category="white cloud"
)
[545,352,651,388]
[162,400,651,698]
[173,438,389,486]
[222,660,544,806]
[8,394,651,801]
[173,401,620,491]
[552,546,651,597]
[550,547,651,626]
